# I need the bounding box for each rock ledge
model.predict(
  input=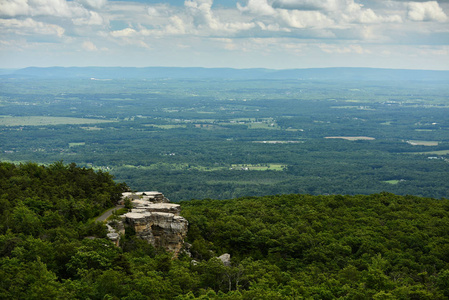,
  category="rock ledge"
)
[108,191,188,256]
